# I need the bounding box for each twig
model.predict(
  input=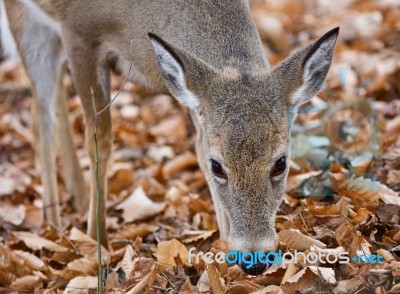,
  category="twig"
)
[90,87,103,294]
[88,41,134,293]
[96,40,134,116]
